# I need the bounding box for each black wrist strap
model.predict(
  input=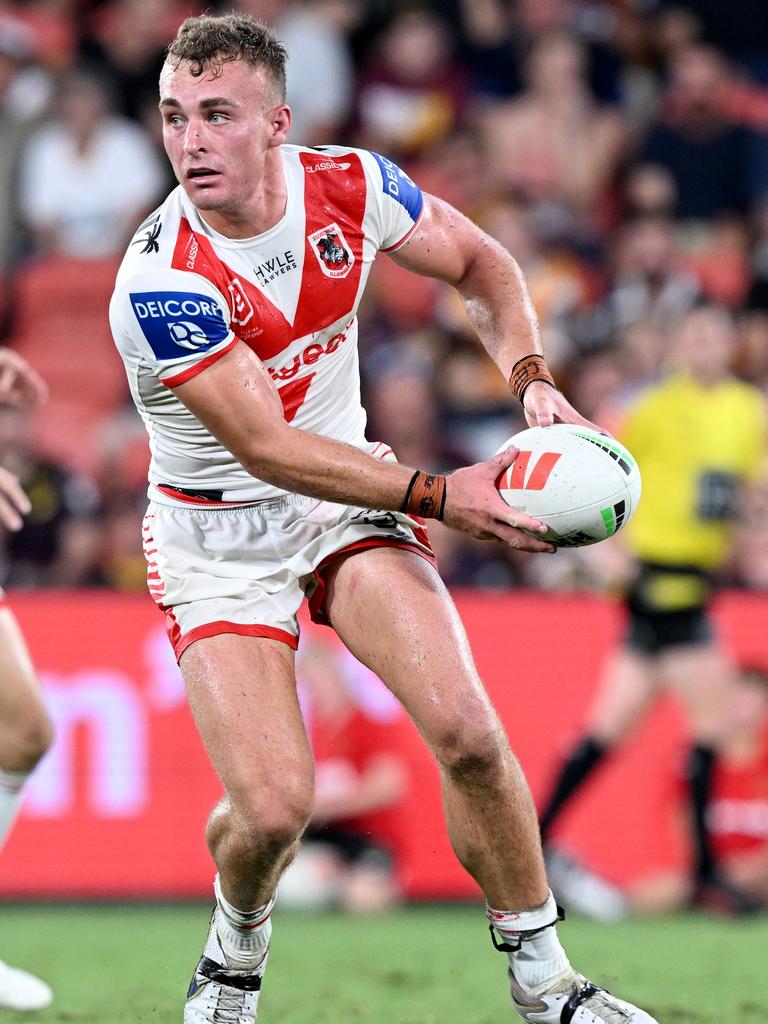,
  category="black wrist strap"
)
[400,470,420,513]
